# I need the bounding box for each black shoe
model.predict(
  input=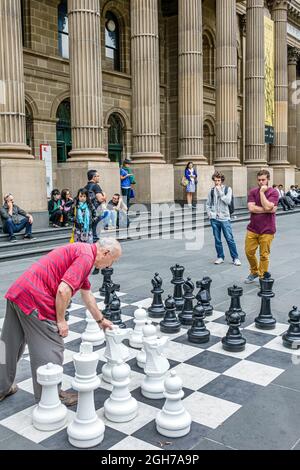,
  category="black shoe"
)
[9,236,17,243]
[92,268,100,275]
[23,234,36,240]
